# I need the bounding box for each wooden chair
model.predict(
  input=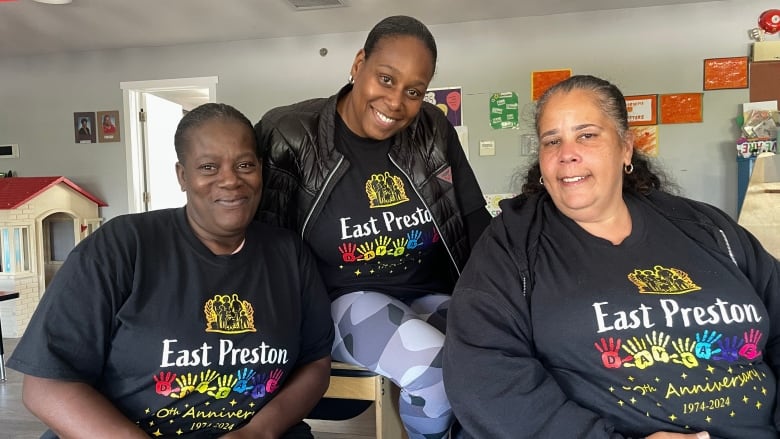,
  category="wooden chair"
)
[310,361,406,439]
